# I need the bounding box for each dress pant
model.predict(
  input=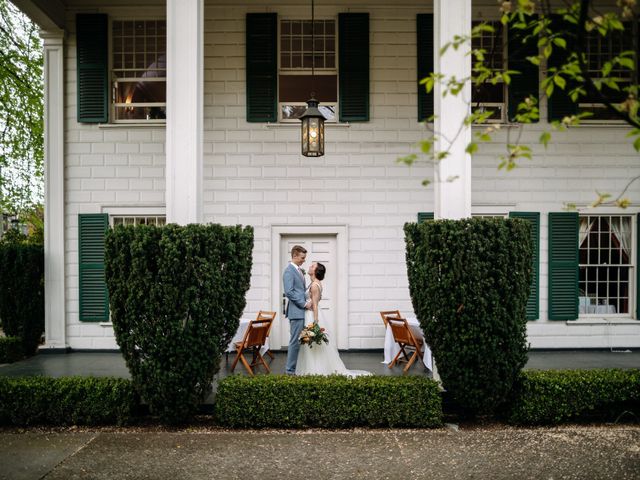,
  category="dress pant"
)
[285,317,304,374]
